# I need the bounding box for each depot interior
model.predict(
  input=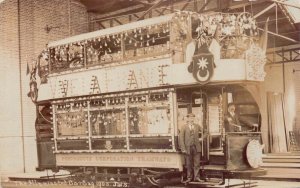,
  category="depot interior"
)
[0,0,300,174]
